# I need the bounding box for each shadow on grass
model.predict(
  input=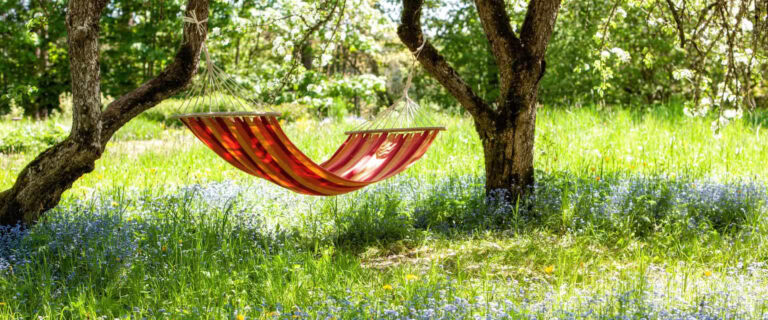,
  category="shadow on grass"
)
[325,172,767,252]
[2,172,765,283]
